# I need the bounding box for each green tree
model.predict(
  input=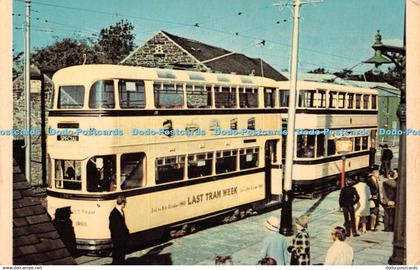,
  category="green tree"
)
[307,67,328,74]
[96,19,136,64]
[31,38,106,74]
[13,51,24,80]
